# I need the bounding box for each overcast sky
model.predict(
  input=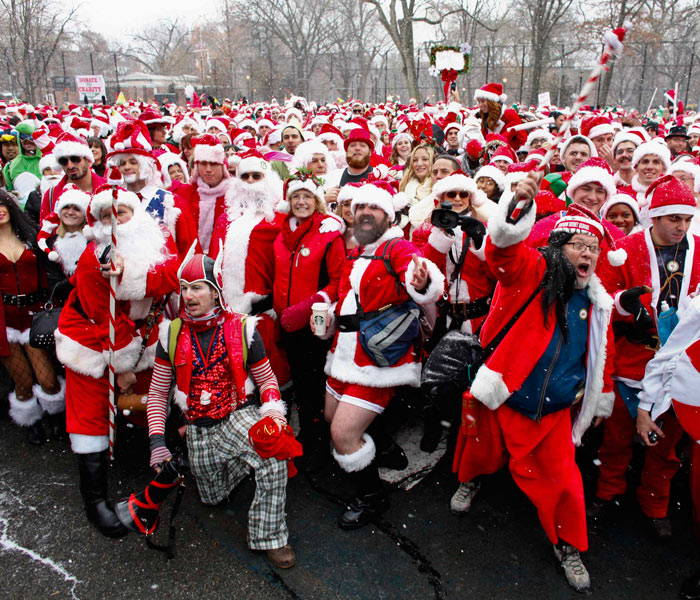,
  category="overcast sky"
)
[77,0,208,41]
